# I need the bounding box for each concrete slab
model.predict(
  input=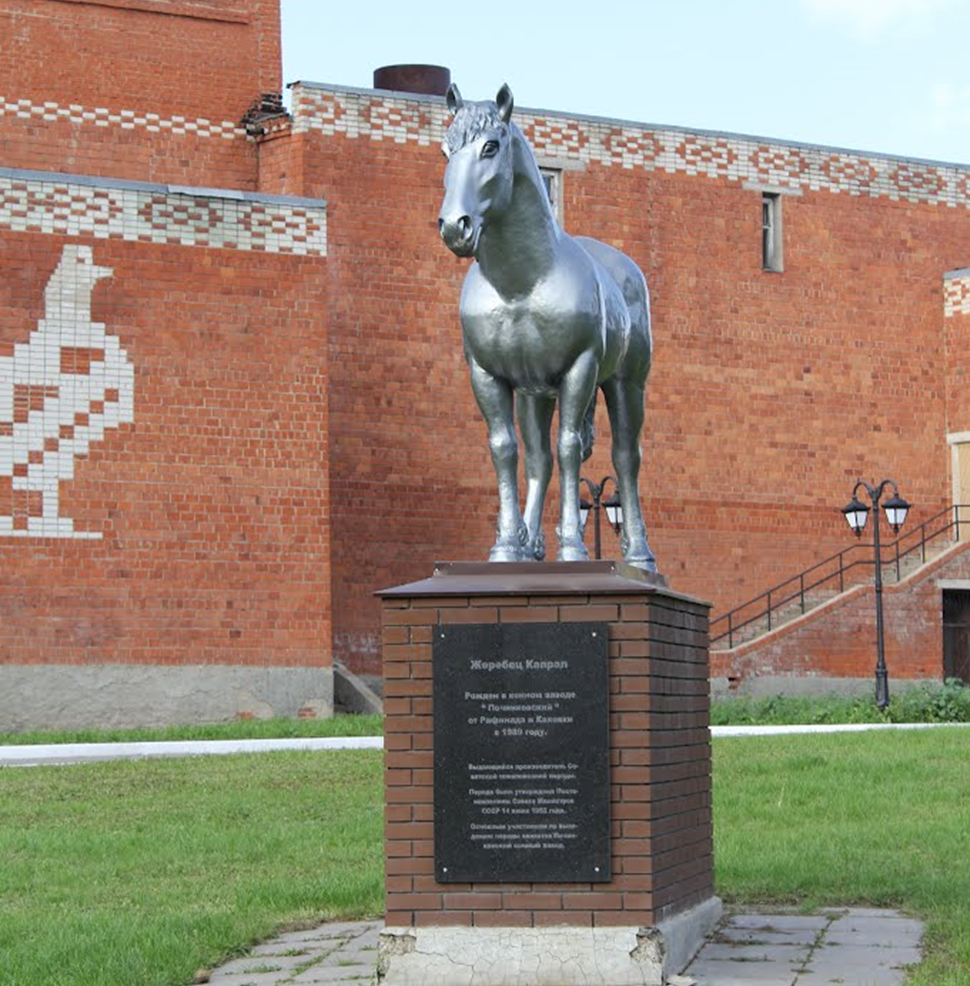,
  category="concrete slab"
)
[716,927,820,947]
[276,922,377,942]
[726,914,830,933]
[289,965,376,983]
[698,943,808,964]
[249,942,317,958]
[807,944,923,969]
[796,970,904,986]
[684,907,923,986]
[208,954,307,977]
[687,958,799,986]
[825,914,923,948]
[209,971,306,986]
[798,948,915,986]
